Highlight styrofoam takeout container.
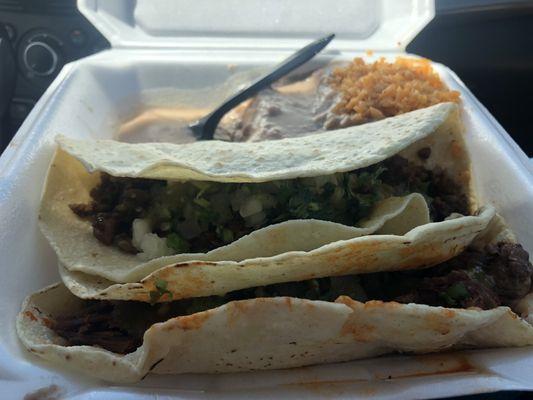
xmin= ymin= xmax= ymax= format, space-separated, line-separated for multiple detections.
xmin=0 ymin=0 xmax=532 ymax=398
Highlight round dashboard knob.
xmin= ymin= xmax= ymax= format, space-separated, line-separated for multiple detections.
xmin=23 ymin=41 xmax=59 ymax=76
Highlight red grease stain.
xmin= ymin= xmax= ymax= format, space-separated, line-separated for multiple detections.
xmin=172 ymin=261 xmax=218 ymax=268
xmin=177 ymin=312 xmax=211 ymax=330
xmin=24 ymin=311 xmax=37 ymax=321
xmin=284 ymin=297 xmax=293 ymax=311
xmin=284 ymin=355 xmax=478 ymax=394
xmin=41 ymin=317 xmax=54 ymax=328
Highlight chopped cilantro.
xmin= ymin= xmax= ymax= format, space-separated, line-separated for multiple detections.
xmin=216 ymin=226 xmax=235 ymax=243
xmin=137 ymin=158 xmax=436 ymax=255
xmin=439 ymin=282 xmax=469 ymax=306
xmin=308 ymin=202 xmax=320 ymax=212
xmin=194 ymin=197 xmax=210 ymax=208
xmin=149 ymin=278 xmax=173 ymax=304
xmin=166 ymin=233 xmax=190 ymax=253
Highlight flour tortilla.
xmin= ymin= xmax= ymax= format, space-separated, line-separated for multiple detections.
xmin=17 ymin=282 xmax=533 ymax=384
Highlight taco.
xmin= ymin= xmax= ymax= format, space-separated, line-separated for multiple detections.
xmin=17 ymin=216 xmax=533 ymax=383
xmin=40 ymin=102 xmax=488 ymax=301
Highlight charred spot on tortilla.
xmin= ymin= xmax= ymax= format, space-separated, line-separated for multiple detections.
xmin=47 ymin=241 xmax=531 ymax=355
xmin=69 ymin=154 xmax=468 ymax=256
xmin=149 ymin=358 xmax=165 ymax=371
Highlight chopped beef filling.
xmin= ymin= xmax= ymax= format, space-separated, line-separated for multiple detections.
xmin=70 ymin=175 xmax=158 ymax=253
xmin=70 ymin=154 xmax=468 ymax=255
xmin=362 ymin=242 xmax=532 ymax=309
xmin=380 ymin=155 xmax=468 ymax=221
xmin=52 ymin=301 xmax=142 ymax=354
xmin=51 ymin=242 xmax=531 ymax=355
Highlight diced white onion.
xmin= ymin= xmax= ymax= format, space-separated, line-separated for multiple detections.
xmin=331 ymin=187 xmax=345 ymax=205
xmin=245 ymin=211 xmax=266 ymax=227
xmin=132 ymin=218 xmax=174 ymax=259
xmin=231 ymin=187 xmax=251 ymax=211
xmin=132 ymin=218 xmax=151 ymax=249
xmin=240 ymin=197 xmax=263 ymax=218
xmin=138 ymin=233 xmax=173 ymax=260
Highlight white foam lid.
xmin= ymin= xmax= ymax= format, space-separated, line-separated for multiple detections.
xmin=78 ymin=0 xmax=435 ymax=51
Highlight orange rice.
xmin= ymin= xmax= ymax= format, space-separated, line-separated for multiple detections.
xmin=330 ymin=57 xmax=460 ymax=124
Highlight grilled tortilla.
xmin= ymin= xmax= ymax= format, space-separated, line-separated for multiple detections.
xmin=40 ymin=103 xmax=485 ymax=301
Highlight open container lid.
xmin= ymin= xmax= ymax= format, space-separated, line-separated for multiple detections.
xmin=78 ymin=0 xmax=434 ymax=51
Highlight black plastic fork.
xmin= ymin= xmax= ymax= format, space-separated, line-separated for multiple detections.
xmin=188 ymin=33 xmax=335 ymax=140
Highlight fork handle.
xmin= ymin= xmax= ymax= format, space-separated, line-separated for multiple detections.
xmin=198 ymin=33 xmax=335 ymax=139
